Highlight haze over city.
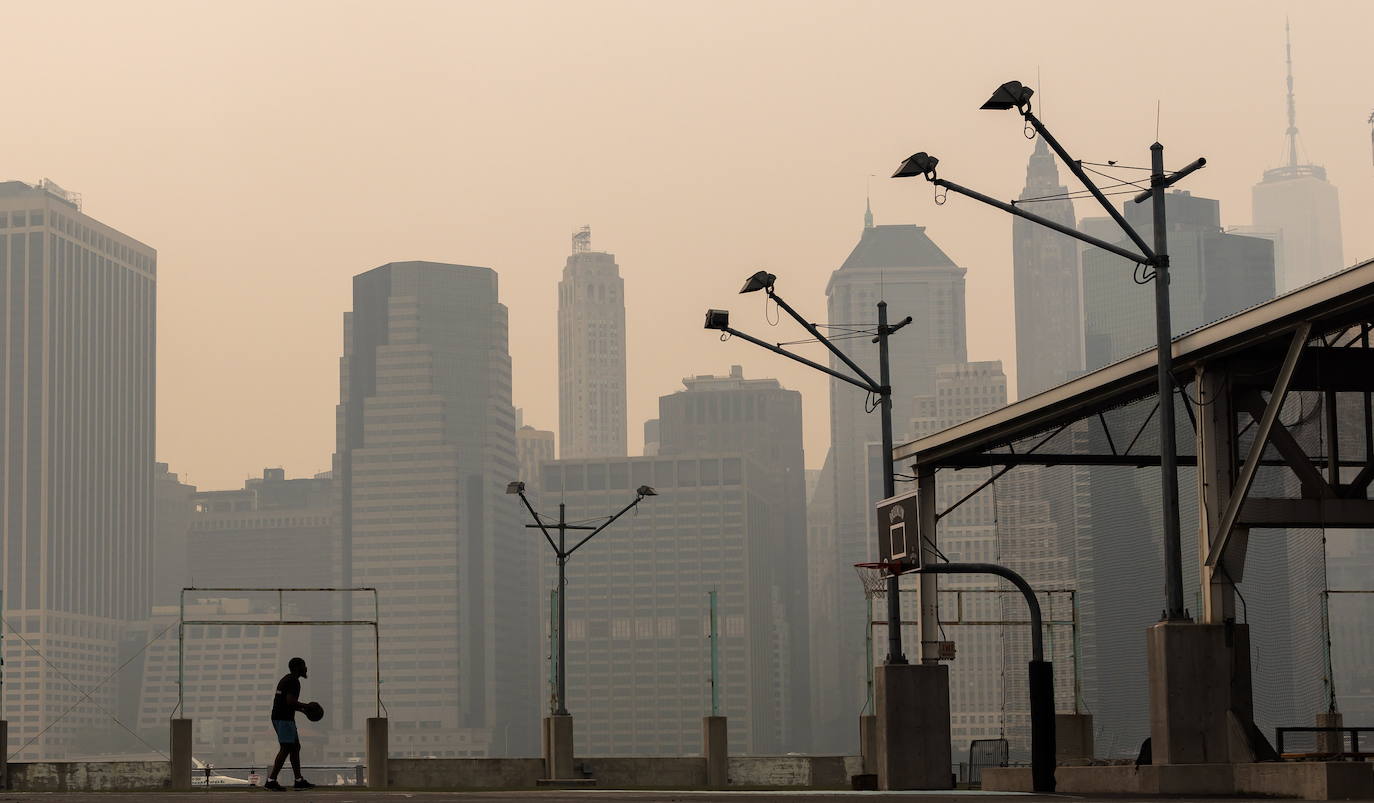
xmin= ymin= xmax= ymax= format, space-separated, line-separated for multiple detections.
xmin=4 ymin=0 xmax=1369 ymax=488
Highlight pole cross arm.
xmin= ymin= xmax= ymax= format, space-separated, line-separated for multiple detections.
xmin=566 ymin=494 xmax=650 ymax=557
xmin=767 ymin=289 xmax=882 ymax=390
xmin=718 ymin=324 xmax=878 ymax=394
xmin=933 ymin=178 xmax=1151 ymax=266
xmin=1132 ymin=157 xmax=1208 ymax=204
xmin=516 ymin=491 xmax=559 ymax=553
xmin=1206 ymin=322 xmax=1311 ymax=567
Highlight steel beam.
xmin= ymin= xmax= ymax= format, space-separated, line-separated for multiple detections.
xmin=1238 ymin=497 xmax=1374 ymax=527
xmin=1206 ymin=324 xmax=1310 ymax=568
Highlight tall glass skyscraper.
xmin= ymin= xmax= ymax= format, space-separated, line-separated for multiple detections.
xmin=335 ymin=261 xmax=536 ymax=755
xmin=0 ymin=179 xmax=156 ymax=758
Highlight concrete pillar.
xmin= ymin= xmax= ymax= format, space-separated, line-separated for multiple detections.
xmin=366 ymin=717 xmax=388 ymax=789
xmin=545 ymin=714 xmax=574 ymax=780
xmin=858 ymin=714 xmax=878 ymax=774
xmin=0 ymin=720 xmax=8 ymax=788
xmin=875 ymin=663 xmax=952 ymax=790
xmin=1317 ymin=710 xmax=1345 ymax=755
xmin=703 ymin=716 xmax=728 ymax=787
xmin=1055 ymin=713 xmax=1094 ymax=761
xmin=170 ymin=718 xmax=193 ymax=791
xmin=1147 ymin=622 xmax=1257 ymax=764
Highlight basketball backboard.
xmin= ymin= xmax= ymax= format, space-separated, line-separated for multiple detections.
xmin=875 ymin=489 xmax=922 ymax=567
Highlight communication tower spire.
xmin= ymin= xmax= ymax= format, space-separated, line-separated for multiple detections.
xmin=572 ymin=225 xmax=591 ymax=254
xmin=1284 ymin=20 xmax=1299 ymax=168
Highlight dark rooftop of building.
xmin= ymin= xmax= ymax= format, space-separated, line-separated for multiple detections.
xmin=839 ymin=224 xmax=956 ymax=270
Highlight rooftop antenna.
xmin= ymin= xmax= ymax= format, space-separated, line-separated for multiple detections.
xmin=1285 ymin=19 xmax=1300 ymax=167
xmin=572 ymin=225 xmax=591 ymax=254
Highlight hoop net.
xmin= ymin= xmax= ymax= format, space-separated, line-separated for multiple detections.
xmin=853 ymin=562 xmax=904 ymax=599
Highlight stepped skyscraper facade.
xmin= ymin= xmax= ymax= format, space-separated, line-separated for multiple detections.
xmin=0 ymin=180 xmax=156 ymax=758
xmin=558 ymin=227 xmax=627 ymax=459
xmin=812 ymin=210 xmax=967 ymax=752
xmin=1251 ymin=24 xmax=1344 ymax=291
xmin=1013 ymin=138 xmax=1081 ymax=399
xmin=335 ymin=261 xmax=536 ymax=754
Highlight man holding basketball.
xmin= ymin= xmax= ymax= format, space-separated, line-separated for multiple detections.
xmin=265 ymin=657 xmax=316 ymax=791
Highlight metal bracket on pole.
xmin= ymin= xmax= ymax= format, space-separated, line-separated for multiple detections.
xmin=1206 ymin=323 xmax=1312 ymax=567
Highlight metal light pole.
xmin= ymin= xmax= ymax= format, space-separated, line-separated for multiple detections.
xmin=508 ymin=483 xmax=656 ymax=716
xmin=705 ymin=271 xmax=912 ymax=661
xmin=892 ymin=80 xmax=1205 ymax=621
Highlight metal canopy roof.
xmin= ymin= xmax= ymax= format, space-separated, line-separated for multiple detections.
xmin=894 ymin=256 xmax=1374 ymax=469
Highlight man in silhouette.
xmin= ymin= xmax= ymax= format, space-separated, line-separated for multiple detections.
xmin=265 ymin=656 xmax=315 ymax=791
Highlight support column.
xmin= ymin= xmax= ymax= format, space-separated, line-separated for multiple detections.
xmin=1317 ymin=710 xmax=1345 ymax=755
xmin=170 ymin=718 xmax=192 ymax=791
xmin=545 ymin=714 xmax=574 ymax=780
xmin=703 ymin=716 xmax=728 ymax=787
xmin=1197 ymin=365 xmax=1244 ymax=624
xmin=875 ymin=663 xmax=951 ymax=789
xmin=1147 ymin=622 xmax=1256 ymax=764
xmin=366 ymin=717 xmax=388 ymax=789
xmin=0 ymin=720 xmax=7 ymax=789
xmin=858 ymin=713 xmax=878 ymax=774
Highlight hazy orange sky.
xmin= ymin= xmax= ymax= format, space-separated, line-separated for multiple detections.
xmin=7 ymin=0 xmax=1371 ymax=489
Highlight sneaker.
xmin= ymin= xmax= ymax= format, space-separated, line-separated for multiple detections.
xmin=264 ymin=779 xmax=286 ymax=791
xmin=293 ymin=778 xmax=316 ymax=789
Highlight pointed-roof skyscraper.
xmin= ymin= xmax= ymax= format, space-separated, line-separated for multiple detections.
xmin=1012 ymin=137 xmax=1081 ymax=399
xmin=1252 ymin=22 xmax=1344 ymax=291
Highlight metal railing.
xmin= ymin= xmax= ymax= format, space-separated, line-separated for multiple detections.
xmin=1275 ymin=727 xmax=1374 ymax=760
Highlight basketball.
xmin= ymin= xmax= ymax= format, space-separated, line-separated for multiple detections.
xmin=304 ymin=701 xmax=325 ymax=722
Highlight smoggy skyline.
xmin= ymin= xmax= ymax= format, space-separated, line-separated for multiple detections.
xmin=6 ymin=0 xmax=1370 ymax=488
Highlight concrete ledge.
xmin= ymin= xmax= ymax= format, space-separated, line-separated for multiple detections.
xmin=388 ymin=757 xmax=544 ymax=788
xmin=1236 ymin=761 xmax=1374 ymax=800
xmin=986 ymin=762 xmax=1374 ymax=800
xmin=8 ymin=761 xmax=171 ymax=792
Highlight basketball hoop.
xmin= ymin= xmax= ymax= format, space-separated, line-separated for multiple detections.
xmin=853 ymin=561 xmax=910 ymax=599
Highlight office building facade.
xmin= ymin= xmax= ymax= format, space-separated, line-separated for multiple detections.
xmin=335 ymin=261 xmax=535 ymax=754
xmin=558 ymin=227 xmax=627 ymax=459
xmin=814 ymin=215 xmax=967 ymax=751
xmin=1013 ymin=138 xmax=1082 ymax=399
xmin=0 ymin=180 xmax=156 ymax=758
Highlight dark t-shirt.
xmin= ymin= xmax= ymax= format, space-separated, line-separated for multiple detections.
xmin=271 ymin=674 xmax=300 ymax=721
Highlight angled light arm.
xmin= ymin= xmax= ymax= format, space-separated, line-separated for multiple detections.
xmin=933 ymin=178 xmax=1151 ymax=265
xmin=717 ymin=324 xmax=877 ymax=393
xmin=566 ymin=494 xmax=650 ymax=558
xmin=767 ymin=290 xmax=882 ymax=391
xmin=1132 ymin=157 xmax=1208 ymax=204
xmin=516 ymin=491 xmax=559 ymax=553
xmin=1021 ymin=110 xmax=1157 ymax=263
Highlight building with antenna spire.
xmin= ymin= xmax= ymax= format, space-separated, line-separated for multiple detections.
xmin=1251 ymin=22 xmax=1344 ymax=291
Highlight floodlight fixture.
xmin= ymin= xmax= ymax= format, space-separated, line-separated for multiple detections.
xmin=505 ymin=481 xmax=525 ymax=495
xmin=892 ymin=152 xmax=939 ymax=180
xmin=637 ymin=485 xmax=658 ymax=497
xmin=704 ymin=309 xmax=731 ymax=330
xmin=980 ymin=80 xmax=1033 ymax=111
xmin=739 ymin=270 xmax=776 ymax=294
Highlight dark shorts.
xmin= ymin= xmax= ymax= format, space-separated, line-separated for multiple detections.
xmin=271 ymin=719 xmax=299 ymax=744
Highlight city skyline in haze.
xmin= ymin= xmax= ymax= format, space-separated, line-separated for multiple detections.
xmin=4 ymin=1 xmax=1370 ymax=488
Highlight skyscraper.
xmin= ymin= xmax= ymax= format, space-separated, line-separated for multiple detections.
xmin=335 ymin=261 xmax=536 ymax=754
xmin=1251 ymin=24 xmax=1344 ymax=292
xmin=813 ymin=210 xmax=967 ymax=751
xmin=558 ymin=226 xmax=627 ymax=459
xmin=539 ymin=453 xmax=797 ymax=755
xmin=0 ymin=179 xmax=156 ymax=758
xmin=1013 ymin=138 xmax=1081 ymax=399
xmin=657 ymin=366 xmax=811 ymax=749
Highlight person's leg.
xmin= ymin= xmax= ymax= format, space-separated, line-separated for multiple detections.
xmin=289 ymin=742 xmax=303 ymax=779
xmin=270 ymin=744 xmax=289 ymax=780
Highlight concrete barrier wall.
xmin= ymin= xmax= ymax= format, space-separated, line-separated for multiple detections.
xmin=8 ymin=761 xmax=171 ymax=792
xmin=577 ymin=757 xmax=705 ymax=787
xmin=388 ymin=758 xmax=543 ymax=788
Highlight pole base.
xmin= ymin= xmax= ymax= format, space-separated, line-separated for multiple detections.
xmin=544 ymin=715 xmax=575 ymax=780
xmin=703 ymin=716 xmax=728 ymax=787
xmin=875 ymin=663 xmax=952 ymax=790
